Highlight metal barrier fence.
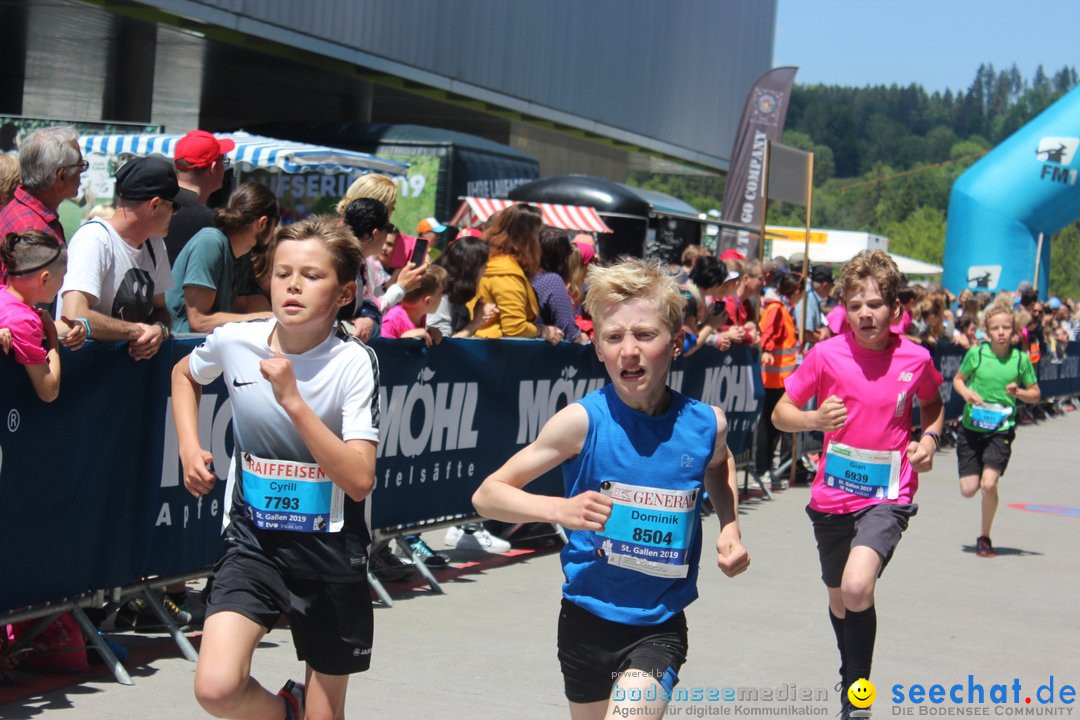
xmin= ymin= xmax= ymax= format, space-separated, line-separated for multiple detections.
xmin=0 ymin=338 xmax=765 ymax=615
xmin=2 ymin=336 xmax=1076 ymax=683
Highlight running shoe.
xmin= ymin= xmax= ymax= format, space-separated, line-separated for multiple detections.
xmin=369 ymin=544 xmax=414 ymax=582
xmin=445 ymin=525 xmax=511 ymax=554
xmin=113 ymin=595 xmax=193 ymax=631
xmin=166 ymin=591 xmax=206 ymax=625
xmin=837 ymin=683 xmax=853 ymax=720
xmin=278 ymin=679 xmax=305 ymax=720
xmin=975 ymin=535 xmax=996 ymax=558
xmin=401 ymin=534 xmax=449 ymax=567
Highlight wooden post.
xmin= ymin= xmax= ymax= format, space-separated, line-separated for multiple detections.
xmin=1033 ymin=232 xmax=1044 ymax=292
xmin=791 ymin=153 xmax=814 ymax=488
xmin=759 ymin=141 xmax=771 ymax=262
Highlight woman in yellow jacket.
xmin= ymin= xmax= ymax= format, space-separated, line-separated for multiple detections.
xmin=474 ymin=203 xmax=563 ymax=343
xmin=756 ymin=271 xmax=803 ymax=488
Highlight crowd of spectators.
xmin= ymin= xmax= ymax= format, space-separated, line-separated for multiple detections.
xmin=672 ymin=242 xmax=1080 ymax=488
xmin=2 ymin=125 xmax=1079 ymax=648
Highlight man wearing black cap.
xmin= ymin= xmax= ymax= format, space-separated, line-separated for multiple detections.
xmin=794 ymin=264 xmax=835 ymax=346
xmin=61 ymin=154 xmax=195 ymax=361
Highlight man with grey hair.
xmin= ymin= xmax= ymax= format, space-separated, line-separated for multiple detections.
xmin=0 ymin=125 xmax=86 ymax=243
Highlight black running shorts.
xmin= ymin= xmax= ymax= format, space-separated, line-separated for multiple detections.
xmin=956 ymin=427 xmax=1015 ymax=477
xmin=805 ymin=502 xmax=918 ymax=588
xmin=556 ymin=598 xmax=687 ymax=704
xmin=205 ymin=551 xmax=373 ymax=675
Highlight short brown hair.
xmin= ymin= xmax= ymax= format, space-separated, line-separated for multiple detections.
xmin=840 ymin=250 xmax=901 ymax=308
xmin=404 ymin=264 xmax=447 ymax=303
xmin=271 ymin=215 xmax=361 ymax=284
xmin=584 ymin=258 xmax=683 ymax=336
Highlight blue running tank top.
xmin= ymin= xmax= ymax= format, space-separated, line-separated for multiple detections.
xmin=561 ymin=384 xmax=718 ymax=625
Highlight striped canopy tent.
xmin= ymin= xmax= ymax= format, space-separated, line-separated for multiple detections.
xmin=80 ymin=130 xmax=408 ymax=176
xmin=450 ymin=196 xmax=613 ymax=233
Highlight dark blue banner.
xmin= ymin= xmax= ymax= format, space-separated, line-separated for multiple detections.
xmin=366 ymin=339 xmax=764 ymax=529
xmin=0 ymin=344 xmax=164 ymax=610
xmin=0 ymin=338 xmax=763 ymax=612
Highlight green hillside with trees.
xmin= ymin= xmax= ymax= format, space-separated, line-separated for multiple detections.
xmin=628 ymin=64 xmax=1080 ymax=297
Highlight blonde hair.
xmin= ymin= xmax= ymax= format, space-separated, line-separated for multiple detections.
xmin=336 ymin=174 xmax=398 ymax=215
xmin=0 ymin=152 xmax=19 ymax=206
xmin=984 ymin=302 xmax=1016 ymax=329
xmin=680 ymin=244 xmax=704 ymax=267
xmin=840 ymin=250 xmax=901 ymax=307
xmin=566 ymin=246 xmax=586 ymax=307
xmin=583 ymin=258 xmax=683 ymax=336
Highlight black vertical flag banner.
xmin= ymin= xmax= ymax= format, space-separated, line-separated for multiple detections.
xmin=718 ymin=66 xmax=798 ymax=259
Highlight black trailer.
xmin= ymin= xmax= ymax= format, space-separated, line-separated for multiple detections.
xmin=507 ymin=175 xmax=704 ymax=263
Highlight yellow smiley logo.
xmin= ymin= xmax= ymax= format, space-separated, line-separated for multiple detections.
xmin=848 ymin=678 xmax=876 ymax=709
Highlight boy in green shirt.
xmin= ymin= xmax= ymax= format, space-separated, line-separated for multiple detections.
xmin=952 ymin=302 xmax=1040 ymax=557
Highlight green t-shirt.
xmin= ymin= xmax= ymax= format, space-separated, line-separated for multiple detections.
xmin=166 ymin=227 xmax=240 ymax=333
xmin=959 ymin=344 xmax=1037 ymax=433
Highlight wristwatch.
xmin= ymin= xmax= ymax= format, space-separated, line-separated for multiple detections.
xmin=156 ymin=322 xmax=171 ymax=342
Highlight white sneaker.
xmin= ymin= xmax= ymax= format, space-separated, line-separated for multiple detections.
xmin=444 ymin=525 xmax=465 ymax=547
xmin=445 ymin=525 xmax=511 ymax=554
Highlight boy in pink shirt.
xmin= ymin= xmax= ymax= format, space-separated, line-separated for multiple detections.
xmin=772 ymin=251 xmax=944 ymax=720
xmin=380 ymin=264 xmax=447 ymax=346
xmin=826 ymin=302 xmax=911 ymax=337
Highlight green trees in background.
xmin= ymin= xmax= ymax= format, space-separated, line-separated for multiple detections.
xmin=627 ymin=64 xmax=1080 ymax=297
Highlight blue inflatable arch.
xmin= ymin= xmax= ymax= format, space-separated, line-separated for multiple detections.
xmin=943 ymin=86 xmax=1080 ymax=298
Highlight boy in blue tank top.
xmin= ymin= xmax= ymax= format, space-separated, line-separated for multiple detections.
xmin=474 ymin=258 xmax=750 ymax=720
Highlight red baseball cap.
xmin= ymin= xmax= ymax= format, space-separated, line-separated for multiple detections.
xmin=719 ymin=248 xmax=746 ymax=261
xmin=174 ymin=130 xmax=235 ymax=170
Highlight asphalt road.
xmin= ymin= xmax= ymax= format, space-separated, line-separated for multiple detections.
xmin=3 ymin=411 xmax=1078 ymax=719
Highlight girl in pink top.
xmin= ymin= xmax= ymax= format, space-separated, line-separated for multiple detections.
xmin=380 ymin=264 xmax=447 ymax=347
xmin=0 ymin=229 xmax=86 ymax=402
xmin=771 ymin=250 xmax=944 ymax=720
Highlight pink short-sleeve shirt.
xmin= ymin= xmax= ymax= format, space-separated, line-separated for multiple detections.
xmin=784 ymin=332 xmax=943 ymax=513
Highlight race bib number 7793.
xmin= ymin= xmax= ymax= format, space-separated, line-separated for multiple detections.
xmin=241 ymin=453 xmax=344 ymax=533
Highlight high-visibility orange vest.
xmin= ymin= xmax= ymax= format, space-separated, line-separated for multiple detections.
xmin=759 ymin=300 xmax=798 ymax=389
xmin=1028 ymin=338 xmax=1041 ymax=365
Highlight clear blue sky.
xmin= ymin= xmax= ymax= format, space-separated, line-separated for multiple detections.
xmin=774 ymin=0 xmax=1080 ymax=93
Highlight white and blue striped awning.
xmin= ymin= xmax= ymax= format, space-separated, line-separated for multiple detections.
xmin=80 ymin=130 xmax=408 ymax=176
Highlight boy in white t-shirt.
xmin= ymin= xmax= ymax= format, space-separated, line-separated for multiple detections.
xmin=173 ymin=216 xmax=380 ymax=720
xmin=772 ymin=250 xmax=945 ymax=720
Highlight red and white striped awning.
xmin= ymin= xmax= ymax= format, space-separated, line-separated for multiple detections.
xmin=450 ymin=197 xmax=613 ymax=234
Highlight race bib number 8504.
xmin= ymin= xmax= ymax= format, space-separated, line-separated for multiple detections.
xmin=593 ymin=481 xmax=698 ymax=579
